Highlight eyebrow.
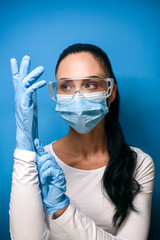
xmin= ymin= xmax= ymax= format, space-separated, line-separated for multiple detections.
xmin=59 ymin=75 xmax=100 ymax=80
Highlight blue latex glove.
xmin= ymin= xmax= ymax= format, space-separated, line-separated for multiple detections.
xmin=34 ymin=138 xmax=70 ymax=214
xmin=11 ymin=55 xmax=46 ymax=151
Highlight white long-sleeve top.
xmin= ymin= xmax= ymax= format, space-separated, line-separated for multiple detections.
xmin=9 ymin=143 xmax=155 ymax=240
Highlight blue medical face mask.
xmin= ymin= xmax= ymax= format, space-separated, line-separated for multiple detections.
xmin=55 ymin=92 xmax=109 ymax=134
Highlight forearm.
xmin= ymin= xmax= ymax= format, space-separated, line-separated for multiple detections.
xmin=49 ymin=203 xmax=119 ymax=240
xmin=9 ymin=149 xmax=50 ymax=240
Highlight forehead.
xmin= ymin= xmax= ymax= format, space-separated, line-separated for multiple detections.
xmin=56 ymin=52 xmax=107 ymax=79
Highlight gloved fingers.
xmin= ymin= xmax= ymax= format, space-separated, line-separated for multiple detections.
xmin=34 ymin=138 xmax=48 ymax=157
xmin=23 ymin=66 xmax=44 ymax=88
xmin=36 ymin=154 xmax=54 ymax=170
xmin=37 ymin=153 xmax=60 ymax=173
xmin=39 ymin=159 xmax=59 ymax=176
xmin=19 ymin=55 xmax=31 ymax=77
xmin=21 ymin=80 xmax=46 ymax=108
xmin=10 ymin=58 xmax=18 ymax=77
xmin=26 ymin=80 xmax=46 ymax=96
xmin=40 ymin=167 xmax=59 ymax=184
xmin=36 ymin=154 xmax=52 ymax=170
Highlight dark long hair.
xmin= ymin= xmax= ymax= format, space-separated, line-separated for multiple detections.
xmin=55 ymin=43 xmax=141 ymax=228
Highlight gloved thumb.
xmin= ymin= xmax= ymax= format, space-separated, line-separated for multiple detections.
xmin=34 ymin=138 xmax=46 ymax=156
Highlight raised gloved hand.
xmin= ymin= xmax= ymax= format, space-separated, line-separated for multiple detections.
xmin=11 ymin=55 xmax=46 ymax=151
xmin=34 ymin=138 xmax=70 ymax=214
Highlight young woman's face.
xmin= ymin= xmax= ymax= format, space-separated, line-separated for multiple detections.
xmin=56 ymin=52 xmax=117 ymax=103
xmin=56 ymin=52 xmax=108 ymax=80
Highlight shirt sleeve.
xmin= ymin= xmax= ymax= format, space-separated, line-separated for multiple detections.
xmin=9 ymin=149 xmax=50 ymax=240
xmin=49 ymin=153 xmax=155 ymax=240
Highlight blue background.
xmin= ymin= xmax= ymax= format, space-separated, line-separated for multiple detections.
xmin=0 ymin=0 xmax=159 ymax=239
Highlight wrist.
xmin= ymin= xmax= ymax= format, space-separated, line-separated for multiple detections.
xmin=52 ymin=205 xmax=69 ymax=219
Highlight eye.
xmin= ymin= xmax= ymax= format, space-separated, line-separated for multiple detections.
xmin=57 ymin=81 xmax=74 ymax=93
xmin=84 ymin=82 xmax=98 ymax=89
xmin=61 ymin=83 xmax=71 ymax=91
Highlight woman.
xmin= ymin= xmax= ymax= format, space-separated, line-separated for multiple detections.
xmin=9 ymin=43 xmax=155 ymax=240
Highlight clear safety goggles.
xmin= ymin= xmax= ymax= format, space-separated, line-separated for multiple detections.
xmin=48 ymin=77 xmax=114 ymax=102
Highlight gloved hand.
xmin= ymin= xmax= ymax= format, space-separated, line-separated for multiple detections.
xmin=11 ymin=55 xmax=46 ymax=151
xmin=34 ymin=138 xmax=70 ymax=214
